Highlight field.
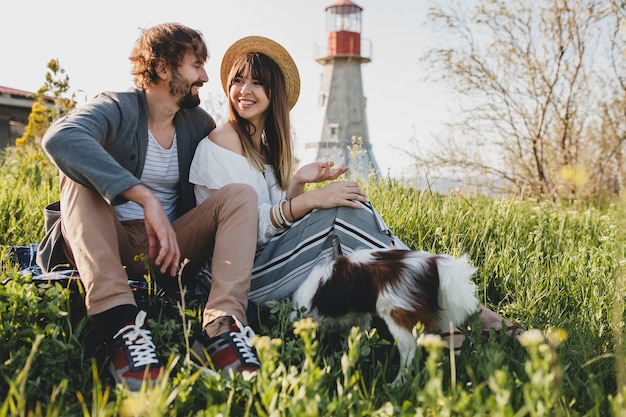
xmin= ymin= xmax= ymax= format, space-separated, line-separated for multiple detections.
xmin=1 ymin=147 xmax=625 ymax=416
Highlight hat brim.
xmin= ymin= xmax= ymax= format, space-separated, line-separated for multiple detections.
xmin=220 ymin=36 xmax=301 ymax=109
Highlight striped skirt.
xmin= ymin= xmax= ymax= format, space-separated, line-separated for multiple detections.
xmin=198 ymin=202 xmax=409 ymax=306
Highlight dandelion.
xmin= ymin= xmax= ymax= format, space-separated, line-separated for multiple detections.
xmin=517 ymin=329 xmax=545 ymax=347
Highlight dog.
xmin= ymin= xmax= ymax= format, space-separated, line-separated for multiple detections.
xmin=292 ymin=247 xmax=480 ymax=384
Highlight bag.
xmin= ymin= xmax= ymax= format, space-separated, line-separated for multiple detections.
xmin=36 ymin=201 xmax=70 ymax=273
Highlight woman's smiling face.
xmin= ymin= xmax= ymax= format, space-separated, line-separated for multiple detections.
xmin=229 ymin=73 xmax=270 ymax=126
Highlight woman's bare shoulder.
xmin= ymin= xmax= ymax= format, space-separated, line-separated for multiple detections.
xmin=208 ymin=124 xmax=243 ymax=155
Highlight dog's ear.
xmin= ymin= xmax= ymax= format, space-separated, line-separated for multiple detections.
xmin=332 ymin=236 xmax=343 ymax=258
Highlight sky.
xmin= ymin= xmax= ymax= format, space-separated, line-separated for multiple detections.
xmin=1 ymin=0 xmax=451 ymax=178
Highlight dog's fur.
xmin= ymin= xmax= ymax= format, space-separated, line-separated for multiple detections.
xmin=292 ymin=248 xmax=480 ymax=384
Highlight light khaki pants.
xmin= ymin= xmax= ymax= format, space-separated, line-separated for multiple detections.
xmin=58 ymin=173 xmax=258 ymax=326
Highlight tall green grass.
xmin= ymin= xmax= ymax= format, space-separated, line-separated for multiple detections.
xmin=1 ymin=148 xmax=624 ymax=416
xmin=0 ymin=147 xmax=58 ymax=247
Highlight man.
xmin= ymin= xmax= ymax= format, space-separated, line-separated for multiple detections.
xmin=36 ymin=23 xmax=260 ymax=391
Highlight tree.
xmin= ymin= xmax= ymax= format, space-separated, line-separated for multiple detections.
xmin=413 ymin=0 xmax=625 ymax=201
xmin=16 ymin=59 xmax=75 ymax=149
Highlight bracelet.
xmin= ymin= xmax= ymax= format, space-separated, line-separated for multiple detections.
xmin=278 ymin=199 xmax=293 ymax=227
xmin=288 ymin=197 xmax=295 ymax=222
xmin=271 ymin=202 xmax=284 ymax=228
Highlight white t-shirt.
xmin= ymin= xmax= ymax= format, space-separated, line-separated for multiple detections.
xmin=189 ymin=137 xmax=285 ymax=246
xmin=115 ymin=131 xmax=180 ymax=222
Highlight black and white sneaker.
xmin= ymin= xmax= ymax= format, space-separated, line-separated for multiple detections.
xmin=108 ymin=310 xmax=163 ymax=391
xmin=192 ymin=316 xmax=260 ymax=379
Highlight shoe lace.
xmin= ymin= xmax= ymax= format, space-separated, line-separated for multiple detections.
xmin=230 ymin=316 xmax=260 ymax=366
xmin=114 ymin=310 xmax=160 ymax=367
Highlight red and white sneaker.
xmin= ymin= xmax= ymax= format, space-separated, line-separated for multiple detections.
xmin=108 ymin=310 xmax=163 ymax=391
xmin=192 ymin=316 xmax=260 ymax=379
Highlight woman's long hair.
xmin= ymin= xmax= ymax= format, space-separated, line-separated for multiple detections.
xmin=226 ymin=52 xmax=293 ymax=190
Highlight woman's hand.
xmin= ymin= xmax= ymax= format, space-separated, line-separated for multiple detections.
xmin=311 ymin=180 xmax=368 ymax=209
xmin=293 ymin=161 xmax=348 ymax=185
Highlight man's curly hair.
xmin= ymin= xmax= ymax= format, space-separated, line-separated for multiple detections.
xmin=129 ymin=22 xmax=209 ymax=89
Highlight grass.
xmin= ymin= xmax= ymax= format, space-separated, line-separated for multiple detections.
xmin=0 ymin=146 xmax=625 ymax=416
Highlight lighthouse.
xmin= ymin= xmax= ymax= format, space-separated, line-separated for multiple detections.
xmin=301 ymin=0 xmax=381 ymax=179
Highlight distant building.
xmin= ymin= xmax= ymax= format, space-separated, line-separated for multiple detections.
xmin=0 ymin=85 xmax=53 ymax=148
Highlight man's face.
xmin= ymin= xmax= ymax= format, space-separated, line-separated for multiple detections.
xmin=171 ymin=52 xmax=208 ymax=109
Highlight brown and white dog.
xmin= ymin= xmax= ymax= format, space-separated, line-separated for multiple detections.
xmin=292 ymin=248 xmax=480 ymax=384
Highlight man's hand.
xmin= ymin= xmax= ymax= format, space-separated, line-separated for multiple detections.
xmin=143 ymin=199 xmax=180 ymax=276
xmin=123 ymin=184 xmax=180 ymax=277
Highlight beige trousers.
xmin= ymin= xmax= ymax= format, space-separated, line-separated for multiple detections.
xmin=58 ymin=173 xmax=258 ymax=326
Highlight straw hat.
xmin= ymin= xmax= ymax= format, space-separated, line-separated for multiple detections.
xmin=220 ymin=36 xmax=301 ymax=109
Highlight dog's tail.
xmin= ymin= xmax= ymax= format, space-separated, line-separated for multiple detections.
xmin=435 ymin=254 xmax=480 ymax=330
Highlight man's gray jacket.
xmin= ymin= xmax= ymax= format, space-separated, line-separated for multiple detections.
xmin=36 ymin=88 xmax=216 ymax=272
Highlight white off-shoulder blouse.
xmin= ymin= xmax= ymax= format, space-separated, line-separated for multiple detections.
xmin=189 ymin=137 xmax=286 ymax=246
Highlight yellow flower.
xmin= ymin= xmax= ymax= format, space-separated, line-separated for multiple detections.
xmin=559 ymin=165 xmax=588 ymax=188
xmin=517 ymin=329 xmax=545 ymax=347
xmin=293 ymin=317 xmax=318 ymax=336
xmin=417 ymin=333 xmax=447 ymax=349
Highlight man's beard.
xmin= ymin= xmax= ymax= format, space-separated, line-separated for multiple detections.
xmin=178 ymin=91 xmax=200 ymax=109
xmin=170 ymin=72 xmax=201 ymax=109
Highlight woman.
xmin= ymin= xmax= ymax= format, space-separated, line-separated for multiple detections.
xmin=189 ymin=36 xmax=517 ymax=350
